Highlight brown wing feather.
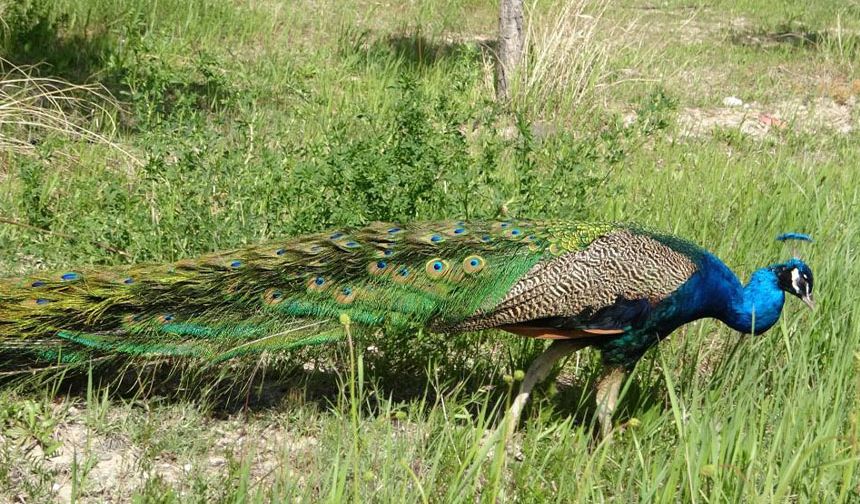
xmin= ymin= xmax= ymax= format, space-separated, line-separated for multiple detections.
xmin=448 ymin=230 xmax=697 ymax=334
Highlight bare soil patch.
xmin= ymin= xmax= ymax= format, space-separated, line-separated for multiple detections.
xmin=678 ymin=95 xmax=857 ymax=138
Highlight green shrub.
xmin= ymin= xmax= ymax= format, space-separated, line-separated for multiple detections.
xmin=0 ymin=0 xmax=60 ymax=54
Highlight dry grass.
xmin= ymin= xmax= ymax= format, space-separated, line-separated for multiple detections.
xmin=0 ymin=59 xmax=139 ymax=167
xmin=510 ymin=0 xmax=645 ymax=121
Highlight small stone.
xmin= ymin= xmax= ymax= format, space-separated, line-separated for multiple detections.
xmin=723 ymin=96 xmax=743 ymax=107
xmin=183 ymin=463 xmax=192 ymax=473
xmin=57 ymin=484 xmax=72 ymax=503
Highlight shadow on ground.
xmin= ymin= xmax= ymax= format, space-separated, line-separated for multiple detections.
xmin=730 ymin=23 xmax=860 ymax=56
xmin=6 ymin=344 xmax=666 ymax=436
xmin=339 ymin=27 xmax=495 ymax=70
xmin=1 ymin=12 xmax=118 ymax=85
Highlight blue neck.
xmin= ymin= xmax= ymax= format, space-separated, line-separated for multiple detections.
xmin=719 ymin=265 xmax=786 ymax=335
xmin=598 ymin=255 xmax=790 ymax=367
xmin=674 ymin=254 xmax=786 ymax=335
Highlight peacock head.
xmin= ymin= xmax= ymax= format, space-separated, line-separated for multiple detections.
xmin=773 ymin=232 xmax=814 ymax=309
xmin=773 ymin=258 xmax=814 ymax=309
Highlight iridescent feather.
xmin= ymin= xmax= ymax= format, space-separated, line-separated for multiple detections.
xmin=0 ymin=220 xmax=616 ymax=368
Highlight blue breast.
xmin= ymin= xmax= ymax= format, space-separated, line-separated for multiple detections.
xmin=598 ymin=253 xmax=782 ymax=366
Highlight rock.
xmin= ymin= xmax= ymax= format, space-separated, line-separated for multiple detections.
xmin=722 ymin=96 xmax=744 ymax=107
xmin=56 ymin=483 xmax=72 ymax=504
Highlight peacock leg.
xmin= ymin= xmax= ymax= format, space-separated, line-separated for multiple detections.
xmin=595 ymin=365 xmax=626 ymax=438
xmin=505 ymin=339 xmax=587 ymax=433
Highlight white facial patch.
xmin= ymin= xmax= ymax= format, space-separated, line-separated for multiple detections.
xmin=791 ymin=268 xmax=802 ymax=294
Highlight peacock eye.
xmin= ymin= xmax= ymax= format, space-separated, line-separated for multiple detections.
xmin=463 ymin=255 xmax=485 ymax=274
xmin=263 ymin=288 xmax=285 ymax=305
xmin=307 ymin=275 xmax=328 ymax=292
xmin=368 ymin=259 xmax=389 ymax=276
xmin=425 ymin=259 xmax=448 ymax=277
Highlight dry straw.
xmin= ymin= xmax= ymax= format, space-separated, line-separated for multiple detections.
xmin=511 ymin=0 xmax=646 ymax=121
xmin=0 ymin=58 xmax=140 ymax=167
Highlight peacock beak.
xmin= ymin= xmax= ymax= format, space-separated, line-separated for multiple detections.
xmin=801 ymin=293 xmax=815 ymax=310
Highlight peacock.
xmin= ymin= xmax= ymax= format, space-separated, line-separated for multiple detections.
xmin=0 ymin=220 xmax=814 ymax=436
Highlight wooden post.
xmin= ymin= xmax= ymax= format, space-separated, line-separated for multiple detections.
xmin=497 ymin=0 xmax=524 ymax=102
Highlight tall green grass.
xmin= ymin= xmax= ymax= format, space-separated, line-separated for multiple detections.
xmin=1 ymin=0 xmax=859 ymax=501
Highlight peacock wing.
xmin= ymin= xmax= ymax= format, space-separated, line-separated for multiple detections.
xmin=445 ymin=229 xmax=699 ymax=339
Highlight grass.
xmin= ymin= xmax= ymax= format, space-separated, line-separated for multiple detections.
xmin=1 ymin=0 xmax=860 ymax=501
xmin=512 ymin=0 xmax=621 ymax=120
xmin=0 ymin=58 xmax=135 ymax=161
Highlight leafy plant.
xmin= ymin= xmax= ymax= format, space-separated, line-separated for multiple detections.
xmin=0 ymin=397 xmax=62 ymax=456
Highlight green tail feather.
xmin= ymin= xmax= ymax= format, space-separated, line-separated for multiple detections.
xmin=0 ymin=219 xmax=619 ymax=369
